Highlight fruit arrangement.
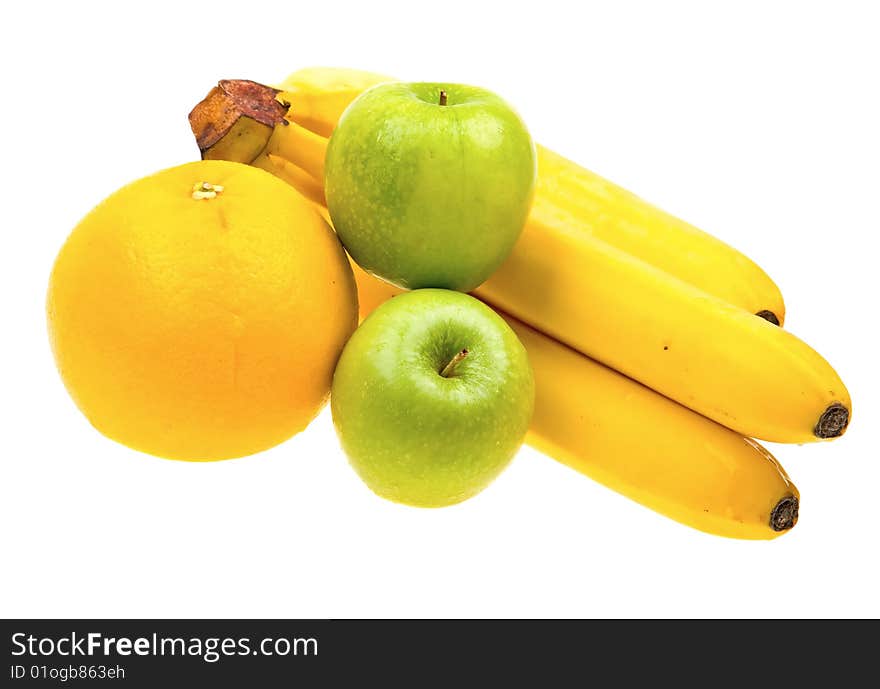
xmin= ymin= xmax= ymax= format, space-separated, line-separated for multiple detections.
xmin=46 ymin=65 xmax=850 ymax=541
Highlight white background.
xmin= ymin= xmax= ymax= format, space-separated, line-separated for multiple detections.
xmin=1 ymin=1 xmax=877 ymax=618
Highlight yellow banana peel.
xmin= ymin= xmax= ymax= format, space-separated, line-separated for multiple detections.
xmin=188 ymin=67 xmax=849 ymax=443
xmin=276 ymin=67 xmax=786 ymax=323
xmin=351 ymin=254 xmax=799 ymax=540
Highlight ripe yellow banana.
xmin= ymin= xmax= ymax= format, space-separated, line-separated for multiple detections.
xmin=188 ymin=69 xmax=850 ymax=442
xmin=351 ymin=257 xmax=799 ymax=540
xmin=276 ymin=67 xmax=785 ymax=324
xmin=479 ymin=216 xmax=850 ymax=443
xmin=191 ymin=68 xmax=785 ymax=322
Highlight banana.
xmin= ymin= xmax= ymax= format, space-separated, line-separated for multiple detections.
xmin=351 ymin=259 xmax=799 ymax=540
xmin=190 ymin=67 xmax=785 ymax=321
xmin=531 ymin=147 xmax=785 ymax=324
xmin=277 ymin=67 xmax=785 ymax=323
xmin=478 ymin=213 xmax=850 ymax=443
xmin=187 ymin=70 xmax=850 ymax=442
xmin=189 ymin=72 xmax=851 ymax=443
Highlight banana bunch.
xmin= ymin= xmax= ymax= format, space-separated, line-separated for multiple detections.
xmin=188 ymin=67 xmax=850 ymax=539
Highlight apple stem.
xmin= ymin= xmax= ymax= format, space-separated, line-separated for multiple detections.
xmin=440 ymin=348 xmax=468 ymax=377
xmin=439 ymin=89 xmax=448 ymax=106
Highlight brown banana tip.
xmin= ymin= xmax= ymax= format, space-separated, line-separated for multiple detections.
xmin=755 ymin=310 xmax=781 ymax=326
xmin=815 ymin=402 xmax=849 ymax=439
xmin=188 ymin=79 xmax=288 ymax=153
xmin=770 ymin=496 xmax=799 ymax=532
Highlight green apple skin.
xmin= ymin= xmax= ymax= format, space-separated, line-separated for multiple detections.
xmin=331 ymin=289 xmax=535 ymax=507
xmin=325 ymin=82 xmax=537 ymax=292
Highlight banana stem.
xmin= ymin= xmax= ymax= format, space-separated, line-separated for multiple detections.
xmin=440 ymin=348 xmax=468 ymax=377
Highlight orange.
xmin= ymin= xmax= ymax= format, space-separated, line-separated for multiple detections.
xmin=47 ymin=160 xmax=357 ymax=460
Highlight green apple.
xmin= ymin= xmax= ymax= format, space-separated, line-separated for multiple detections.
xmin=331 ymin=289 xmax=535 ymax=507
xmin=325 ymin=82 xmax=537 ymax=292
